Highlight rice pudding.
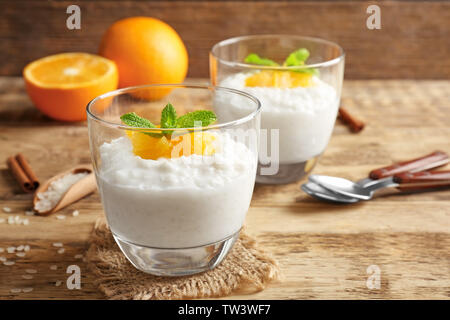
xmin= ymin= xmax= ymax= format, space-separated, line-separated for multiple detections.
xmin=218 ymin=72 xmax=339 ymax=164
xmin=97 ymin=133 xmax=256 ymax=248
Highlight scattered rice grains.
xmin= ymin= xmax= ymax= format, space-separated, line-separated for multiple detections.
xmin=25 ymin=269 xmax=37 ymax=274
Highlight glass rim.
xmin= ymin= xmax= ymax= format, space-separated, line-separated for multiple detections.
xmin=210 ymin=34 xmax=345 ymax=70
xmin=86 ymin=83 xmax=262 ymax=132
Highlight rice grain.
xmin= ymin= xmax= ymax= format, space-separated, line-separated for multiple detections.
xmin=25 ymin=269 xmax=37 ymax=274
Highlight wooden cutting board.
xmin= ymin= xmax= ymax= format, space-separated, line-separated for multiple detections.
xmin=0 ymin=77 xmax=449 ymax=299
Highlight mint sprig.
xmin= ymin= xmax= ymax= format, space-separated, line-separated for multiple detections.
xmin=120 ymin=112 xmax=157 ymax=128
xmin=244 ymin=53 xmax=279 ymax=67
xmin=120 ymin=112 xmax=163 ymax=138
xmin=176 ymin=110 xmax=217 ymax=128
xmin=120 ymin=104 xmax=217 ymax=139
xmin=283 ymin=48 xmax=309 ymax=67
xmin=160 ymin=103 xmax=177 ymax=135
xmin=244 ymin=48 xmax=318 ymax=75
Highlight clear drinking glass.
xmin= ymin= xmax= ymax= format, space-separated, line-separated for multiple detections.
xmin=87 ymin=84 xmax=261 ymax=276
xmin=210 ymin=35 xmax=345 ymax=184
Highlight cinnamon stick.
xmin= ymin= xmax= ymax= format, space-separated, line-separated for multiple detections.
xmin=338 ymin=107 xmax=365 ymax=133
xmin=6 ymin=153 xmax=40 ymax=193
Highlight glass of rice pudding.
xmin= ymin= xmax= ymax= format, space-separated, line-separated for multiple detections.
xmin=211 ymin=35 xmax=345 ymax=184
xmin=87 ymin=84 xmax=260 ymax=276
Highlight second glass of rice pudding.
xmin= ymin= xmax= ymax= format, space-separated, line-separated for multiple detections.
xmin=210 ymin=35 xmax=345 ymax=184
xmin=87 ymin=84 xmax=260 ymax=276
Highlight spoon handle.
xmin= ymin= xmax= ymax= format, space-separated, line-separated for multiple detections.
xmin=369 ymin=151 xmax=449 ymax=180
xmin=394 ymin=170 xmax=450 ymax=191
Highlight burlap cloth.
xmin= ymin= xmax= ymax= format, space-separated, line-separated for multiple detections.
xmin=86 ymin=219 xmax=280 ymax=300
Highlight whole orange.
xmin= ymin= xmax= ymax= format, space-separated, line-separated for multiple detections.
xmin=99 ymin=17 xmax=188 ymax=99
xmin=23 ymin=53 xmax=118 ymax=122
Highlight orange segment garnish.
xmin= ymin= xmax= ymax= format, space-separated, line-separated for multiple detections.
xmin=126 ymin=130 xmax=217 ymax=160
xmin=245 ymin=70 xmax=313 ymax=88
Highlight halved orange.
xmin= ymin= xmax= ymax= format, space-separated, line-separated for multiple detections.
xmin=23 ymin=53 xmax=118 ymax=121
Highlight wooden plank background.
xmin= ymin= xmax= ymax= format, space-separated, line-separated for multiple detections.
xmin=1 ymin=1 xmax=449 ymax=79
xmin=0 ymin=78 xmax=449 ymax=299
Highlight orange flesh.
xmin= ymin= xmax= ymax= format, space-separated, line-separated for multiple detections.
xmin=26 ymin=53 xmax=114 ymax=87
xmin=126 ymin=131 xmax=217 ymax=160
xmin=245 ymin=70 xmax=314 ymax=88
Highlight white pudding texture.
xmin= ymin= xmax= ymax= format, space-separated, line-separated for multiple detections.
xmin=218 ymin=73 xmax=339 ymax=164
xmin=97 ymin=135 xmax=256 ymax=248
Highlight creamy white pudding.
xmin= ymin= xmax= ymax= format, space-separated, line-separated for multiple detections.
xmin=97 ymin=134 xmax=256 ymax=248
xmin=218 ymin=72 xmax=338 ymax=164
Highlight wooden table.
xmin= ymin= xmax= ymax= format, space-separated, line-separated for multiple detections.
xmin=0 ymin=77 xmax=449 ymax=299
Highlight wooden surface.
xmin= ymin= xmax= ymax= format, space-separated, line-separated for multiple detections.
xmin=0 ymin=77 xmax=449 ymax=299
xmin=1 ymin=1 xmax=450 ymax=79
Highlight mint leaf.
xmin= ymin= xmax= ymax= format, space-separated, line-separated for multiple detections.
xmin=120 ymin=112 xmax=163 ymax=138
xmin=120 ymin=112 xmax=156 ymax=128
xmin=284 ymin=48 xmax=310 ymax=66
xmin=244 ymin=53 xmax=279 ymax=67
xmin=176 ymin=110 xmax=217 ymax=128
xmin=283 ymin=48 xmax=318 ymax=75
xmin=160 ymin=103 xmax=177 ymax=135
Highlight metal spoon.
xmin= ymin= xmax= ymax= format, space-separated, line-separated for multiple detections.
xmin=309 ymin=170 xmax=450 ymax=200
xmin=301 ymin=182 xmax=359 ymax=203
xmin=302 ymin=151 xmax=449 ymax=203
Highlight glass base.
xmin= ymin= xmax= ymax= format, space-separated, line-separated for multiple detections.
xmin=112 ymin=230 xmax=240 ymax=277
xmin=256 ymin=155 xmax=320 ymax=184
